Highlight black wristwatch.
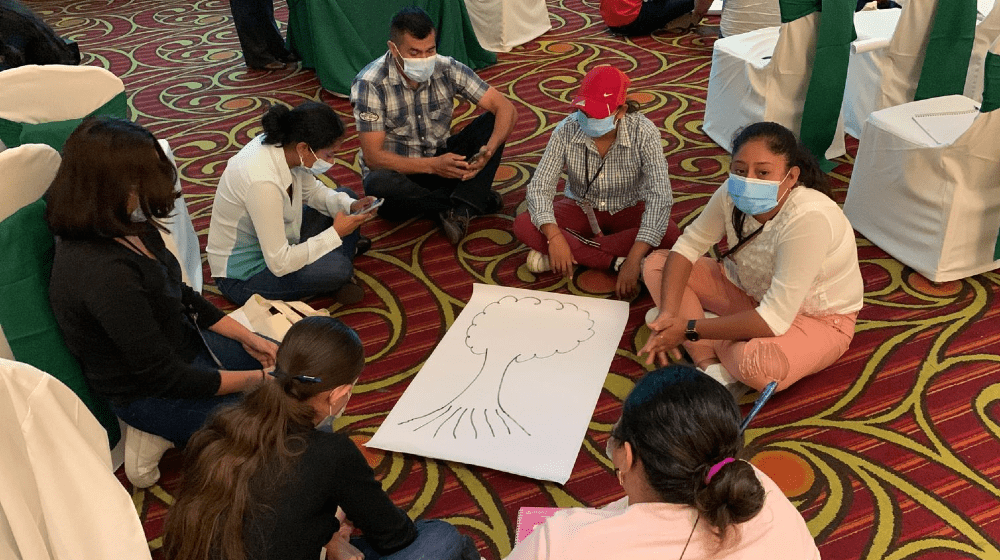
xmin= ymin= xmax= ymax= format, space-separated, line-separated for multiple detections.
xmin=684 ymin=319 xmax=700 ymax=342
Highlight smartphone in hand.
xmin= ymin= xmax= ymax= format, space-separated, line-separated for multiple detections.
xmin=466 ymin=146 xmax=488 ymax=165
xmin=349 ymin=198 xmax=384 ymax=216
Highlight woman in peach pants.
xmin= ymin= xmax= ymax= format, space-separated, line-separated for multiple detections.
xmin=640 ymin=122 xmax=863 ymax=392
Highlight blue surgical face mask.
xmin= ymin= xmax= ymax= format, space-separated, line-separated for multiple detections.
xmin=727 ymin=171 xmax=790 ymax=215
xmin=576 ymin=110 xmax=617 ymax=138
xmin=393 ymin=46 xmax=437 ymax=83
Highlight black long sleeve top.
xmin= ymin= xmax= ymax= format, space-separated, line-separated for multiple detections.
xmin=49 ymin=224 xmax=226 ymax=405
xmin=245 ymin=429 xmax=418 ymax=560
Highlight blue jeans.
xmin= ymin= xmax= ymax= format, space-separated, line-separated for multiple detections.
xmin=112 ymin=330 xmax=263 ymax=447
xmin=350 ymin=519 xmax=480 ymax=560
xmin=215 ymin=196 xmax=361 ymax=305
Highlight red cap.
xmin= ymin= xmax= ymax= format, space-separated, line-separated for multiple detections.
xmin=571 ymin=66 xmax=630 ymax=119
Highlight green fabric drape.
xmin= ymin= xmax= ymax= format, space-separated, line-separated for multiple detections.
xmin=286 ymin=0 xmax=496 ymax=96
xmin=0 ymin=90 xmax=127 ymax=151
xmin=0 ymin=200 xmax=121 ymax=446
xmin=981 ymin=51 xmax=1000 ymax=113
xmin=913 ymin=0 xmax=977 ymax=101
xmin=778 ymin=0 xmax=855 ymax=170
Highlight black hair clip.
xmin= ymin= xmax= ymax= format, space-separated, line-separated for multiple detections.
xmin=267 ymin=368 xmax=322 ymax=384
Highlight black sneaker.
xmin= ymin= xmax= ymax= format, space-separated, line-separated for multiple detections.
xmin=354 ymin=236 xmax=372 ymax=257
xmin=439 ymin=209 xmax=470 ymax=245
xmin=485 ymin=190 xmax=504 ymax=214
xmin=334 ymin=279 xmax=364 ymax=305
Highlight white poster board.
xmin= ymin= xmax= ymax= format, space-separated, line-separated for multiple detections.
xmin=367 ymin=284 xmax=629 ymax=483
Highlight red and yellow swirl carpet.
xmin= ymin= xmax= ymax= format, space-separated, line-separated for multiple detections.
xmin=27 ymin=0 xmax=1000 ymax=558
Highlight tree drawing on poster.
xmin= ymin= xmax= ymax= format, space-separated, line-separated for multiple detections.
xmin=398 ymin=295 xmax=595 ymax=439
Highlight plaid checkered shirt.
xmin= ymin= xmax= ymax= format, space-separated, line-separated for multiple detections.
xmin=526 ymin=112 xmax=675 ymax=246
xmin=350 ymin=52 xmax=490 ymax=175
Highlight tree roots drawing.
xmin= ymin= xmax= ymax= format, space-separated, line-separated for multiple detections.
xmin=398 ymin=295 xmax=595 ymax=439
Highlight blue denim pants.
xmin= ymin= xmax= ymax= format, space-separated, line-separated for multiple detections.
xmin=215 ymin=196 xmax=361 ymax=306
xmin=112 ymin=330 xmax=262 ymax=447
xmin=350 ymin=519 xmax=480 ymax=560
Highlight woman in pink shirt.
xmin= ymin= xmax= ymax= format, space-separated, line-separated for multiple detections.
xmin=505 ymin=365 xmax=820 ymax=560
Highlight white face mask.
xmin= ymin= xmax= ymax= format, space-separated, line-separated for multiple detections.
xmin=299 ymin=146 xmax=334 ymax=175
xmin=315 ymin=392 xmax=350 ymax=431
xmin=130 ymin=206 xmax=146 ymax=223
xmin=392 ymin=44 xmax=437 ymax=83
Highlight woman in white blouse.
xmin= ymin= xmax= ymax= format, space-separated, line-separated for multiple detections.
xmin=640 ymin=122 xmax=863 ymax=393
xmin=207 ymin=102 xmax=377 ymax=306
xmin=505 ymin=365 xmax=819 ymax=560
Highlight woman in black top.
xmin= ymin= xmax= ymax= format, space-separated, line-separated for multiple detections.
xmin=46 ymin=116 xmax=277 ymax=447
xmin=164 ymin=316 xmax=479 ymax=560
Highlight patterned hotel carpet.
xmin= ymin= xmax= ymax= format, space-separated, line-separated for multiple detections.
xmin=26 ymin=0 xmax=1000 ymax=558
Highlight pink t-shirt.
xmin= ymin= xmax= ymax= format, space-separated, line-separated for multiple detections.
xmin=505 ymin=466 xmax=820 ymax=560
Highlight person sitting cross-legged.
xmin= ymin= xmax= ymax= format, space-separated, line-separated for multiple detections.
xmin=350 ymin=6 xmax=518 ymax=246
xmin=513 ymin=65 xmax=680 ymax=299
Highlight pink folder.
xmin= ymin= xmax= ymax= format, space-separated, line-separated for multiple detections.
xmin=515 ymin=507 xmax=561 ymax=542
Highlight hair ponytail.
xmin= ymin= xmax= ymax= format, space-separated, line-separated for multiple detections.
xmin=164 ymin=317 xmax=365 ymax=560
xmin=261 ymin=103 xmax=293 ymax=146
xmin=693 ymin=458 xmax=766 ymax=540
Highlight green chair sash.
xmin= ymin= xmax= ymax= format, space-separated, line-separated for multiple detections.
xmin=913 ymin=0 xmax=977 ymax=101
xmin=0 ymin=200 xmax=120 ymax=446
xmin=0 ymin=90 xmax=127 ymax=151
xmin=981 ymin=51 xmax=1000 ymax=113
xmin=779 ymin=0 xmax=856 ymax=171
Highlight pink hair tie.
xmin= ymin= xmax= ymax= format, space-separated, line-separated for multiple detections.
xmin=705 ymin=458 xmax=736 ymax=483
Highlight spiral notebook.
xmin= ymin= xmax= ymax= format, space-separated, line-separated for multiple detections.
xmin=515 ymin=507 xmax=561 ymax=542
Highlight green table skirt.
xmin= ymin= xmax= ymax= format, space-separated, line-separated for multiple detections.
xmin=287 ymin=0 xmax=497 ymax=96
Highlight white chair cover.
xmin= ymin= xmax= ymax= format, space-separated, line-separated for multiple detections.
xmin=843 ymin=91 xmax=1000 ymax=281
xmin=463 ymin=0 xmax=551 ymax=52
xmin=0 ymin=143 xmax=60 ymax=223
xmin=965 ymin=1 xmax=1000 ymax=101
xmin=0 ymin=358 xmax=151 ymax=560
xmin=981 ymin=0 xmax=996 ymax=21
xmin=158 ymin=139 xmax=203 ymax=293
xmin=0 ymin=65 xmax=123 ymax=124
xmin=843 ymin=0 xmax=939 ymax=138
xmin=703 ymin=12 xmax=846 ymax=159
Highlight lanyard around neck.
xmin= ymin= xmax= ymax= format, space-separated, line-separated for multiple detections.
xmin=581 ymin=148 xmax=608 ymax=200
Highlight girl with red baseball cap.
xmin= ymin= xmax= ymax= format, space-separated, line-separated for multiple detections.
xmin=513 ymin=65 xmax=680 ymax=299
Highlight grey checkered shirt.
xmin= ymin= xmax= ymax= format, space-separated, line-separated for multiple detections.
xmin=350 ymin=53 xmax=490 ymax=175
xmin=526 ymin=112 xmax=675 ymax=246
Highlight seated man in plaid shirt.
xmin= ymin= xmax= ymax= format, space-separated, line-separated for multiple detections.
xmin=350 ymin=7 xmax=517 ymax=246
xmin=513 ymin=65 xmax=680 ymax=299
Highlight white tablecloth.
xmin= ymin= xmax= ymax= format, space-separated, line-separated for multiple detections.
xmin=463 ymin=0 xmax=551 ymax=52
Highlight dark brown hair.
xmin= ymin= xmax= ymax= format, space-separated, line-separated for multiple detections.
xmin=45 ymin=116 xmax=178 ymax=238
xmin=611 ymin=366 xmax=765 ymax=544
xmin=729 ymin=121 xmax=832 ymax=244
xmin=260 ymin=101 xmax=345 ymax=151
xmin=163 ymin=317 xmax=365 ymax=560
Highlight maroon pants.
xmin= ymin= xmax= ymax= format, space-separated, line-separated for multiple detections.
xmin=513 ymin=198 xmax=681 ymax=270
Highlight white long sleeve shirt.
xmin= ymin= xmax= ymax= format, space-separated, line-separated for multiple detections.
xmin=671 ymin=184 xmax=863 ymax=335
xmin=207 ymin=135 xmax=353 ymax=280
